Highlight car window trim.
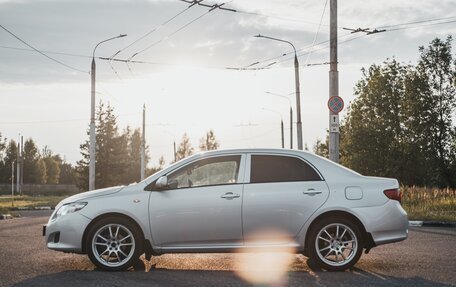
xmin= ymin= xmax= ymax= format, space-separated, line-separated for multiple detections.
xmin=148 ymin=153 xmax=246 ymax=191
xmin=246 ymin=152 xmax=325 ymax=184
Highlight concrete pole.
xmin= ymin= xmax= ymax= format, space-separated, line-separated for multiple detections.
xmin=294 ymin=55 xmax=303 ymax=150
xmin=290 ymin=107 xmax=293 ymax=149
xmin=16 ymin=141 xmax=20 ymax=195
xmin=329 ymin=0 xmax=340 ymax=162
xmin=141 ymin=104 xmax=146 ymax=180
xmin=20 ymin=136 xmax=23 ymax=196
xmin=11 ymin=161 xmax=14 ymax=207
xmin=281 ymin=119 xmax=285 ymax=148
xmin=89 ymin=34 xmax=126 ymax=191
xmin=89 ymin=58 xmax=96 ymax=191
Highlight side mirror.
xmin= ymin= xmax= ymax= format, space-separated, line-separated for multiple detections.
xmin=155 ymin=176 xmax=168 ymax=190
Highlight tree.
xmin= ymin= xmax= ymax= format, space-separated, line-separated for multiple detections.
xmin=23 ymin=139 xmax=46 ymax=184
xmin=341 ymin=59 xmax=406 ymax=178
xmin=199 ymin=130 xmax=220 ymax=151
xmin=146 ymin=156 xmax=166 ymax=177
xmin=175 ymin=133 xmax=194 ymax=161
xmin=41 ymin=146 xmax=61 ymax=184
xmin=76 ymin=103 xmax=151 ymax=189
xmin=59 ymin=161 xmax=77 ymax=184
xmin=313 ymin=138 xmax=328 ymax=158
xmin=340 ymin=36 xmax=456 ymax=187
xmin=76 ymin=103 xmax=129 ymax=189
xmin=415 ymin=36 xmax=456 ymax=187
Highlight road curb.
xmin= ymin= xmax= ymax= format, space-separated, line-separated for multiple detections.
xmin=0 ymin=214 xmax=13 ymax=220
xmin=409 ymin=221 xmax=456 ymax=227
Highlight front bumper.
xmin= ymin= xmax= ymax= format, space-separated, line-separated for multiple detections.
xmin=43 ymin=212 xmax=91 ymax=253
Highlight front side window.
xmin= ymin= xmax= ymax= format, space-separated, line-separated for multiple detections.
xmin=250 ymin=155 xmax=321 ymax=183
xmin=167 ymin=155 xmax=241 ymax=189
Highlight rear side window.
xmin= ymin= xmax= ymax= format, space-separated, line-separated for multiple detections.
xmin=250 ymin=155 xmax=322 ymax=183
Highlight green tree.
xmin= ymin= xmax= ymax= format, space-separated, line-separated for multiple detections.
xmin=199 ymin=130 xmax=220 ymax=151
xmin=23 ymin=139 xmax=46 ymax=184
xmin=415 ymin=36 xmax=455 ymax=187
xmin=341 ymin=36 xmax=455 ymax=187
xmin=59 ymin=161 xmax=77 ymax=184
xmin=76 ymin=103 xmax=129 ymax=189
xmin=341 ymin=59 xmax=406 ymax=178
xmin=76 ymin=103 xmax=150 ymax=189
xmin=41 ymin=146 xmax=61 ymax=184
xmin=175 ymin=133 xmax=194 ymax=161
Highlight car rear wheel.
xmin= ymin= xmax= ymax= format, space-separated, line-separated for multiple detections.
xmin=308 ymin=217 xmax=363 ymax=271
xmin=86 ymin=217 xmax=143 ymax=271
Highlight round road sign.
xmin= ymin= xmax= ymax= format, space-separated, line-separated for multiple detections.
xmin=328 ymin=96 xmax=344 ymax=114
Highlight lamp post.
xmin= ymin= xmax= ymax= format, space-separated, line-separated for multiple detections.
xmin=262 ymin=108 xmax=284 ymax=148
xmin=255 ymin=34 xmax=303 ymax=150
xmin=90 ymin=34 xmax=126 ymax=191
xmin=266 ymin=91 xmax=293 ymax=149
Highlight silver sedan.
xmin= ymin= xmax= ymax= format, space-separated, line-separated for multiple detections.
xmin=44 ymin=149 xmax=408 ymax=271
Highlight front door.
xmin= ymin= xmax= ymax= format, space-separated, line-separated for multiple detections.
xmin=149 ymin=154 xmax=245 ymax=247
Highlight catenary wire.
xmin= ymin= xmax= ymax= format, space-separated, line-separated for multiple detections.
xmin=0 ymin=23 xmax=88 ymax=74
xmin=304 ymin=0 xmax=328 ymax=66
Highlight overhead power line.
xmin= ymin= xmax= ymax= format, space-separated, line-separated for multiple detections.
xmin=0 ymin=23 xmax=88 ymax=74
xmin=111 ymin=5 xmax=194 ymax=59
xmin=124 ymin=1 xmax=236 ymax=62
xmin=304 ymin=0 xmax=328 ymax=66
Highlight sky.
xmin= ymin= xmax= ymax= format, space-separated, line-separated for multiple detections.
xmin=0 ymin=0 xmax=455 ymax=167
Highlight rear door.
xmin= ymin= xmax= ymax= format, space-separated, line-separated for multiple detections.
xmin=242 ymin=153 xmax=329 ymax=244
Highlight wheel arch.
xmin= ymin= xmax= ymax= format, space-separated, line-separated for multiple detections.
xmin=81 ymin=212 xmax=147 ymax=254
xmin=303 ymin=210 xmax=375 ymax=256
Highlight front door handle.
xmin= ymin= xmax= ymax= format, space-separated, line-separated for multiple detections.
xmin=303 ymin=189 xmax=322 ymax=196
xmin=221 ymin=192 xmax=240 ymax=199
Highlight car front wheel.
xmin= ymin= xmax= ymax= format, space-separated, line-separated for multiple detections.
xmin=308 ymin=217 xmax=363 ymax=271
xmin=86 ymin=217 xmax=143 ymax=271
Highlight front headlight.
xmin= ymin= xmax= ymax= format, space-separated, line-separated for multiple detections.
xmin=51 ymin=202 xmax=87 ymax=221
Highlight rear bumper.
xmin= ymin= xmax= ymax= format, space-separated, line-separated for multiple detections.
xmin=353 ymin=200 xmax=408 ymax=246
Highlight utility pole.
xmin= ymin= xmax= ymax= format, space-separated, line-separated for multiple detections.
xmin=262 ymin=108 xmax=284 ymax=148
xmin=20 ymin=136 xmax=23 ymax=195
xmin=173 ymin=141 xmax=177 ymax=162
xmin=329 ymin=0 xmax=340 ymax=162
xmin=11 ymin=161 xmax=14 ymax=207
xmin=265 ymin=91 xmax=293 ymax=149
xmin=141 ymin=104 xmax=146 ymax=180
xmin=280 ymin=119 xmax=285 ymax=148
xmin=255 ymin=35 xmax=303 ymax=150
xmin=90 ymin=34 xmax=127 ymax=191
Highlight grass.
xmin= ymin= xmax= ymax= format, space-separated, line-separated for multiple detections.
xmin=0 ymin=195 xmax=67 ymax=215
xmin=1 ymin=187 xmax=455 ymax=222
xmin=401 ymin=186 xmax=456 ymax=222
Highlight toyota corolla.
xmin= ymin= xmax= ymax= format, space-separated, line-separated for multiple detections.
xmin=43 ymin=149 xmax=408 ymax=271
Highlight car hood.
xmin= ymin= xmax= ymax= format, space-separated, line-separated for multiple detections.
xmin=58 ymin=186 xmax=124 ymax=207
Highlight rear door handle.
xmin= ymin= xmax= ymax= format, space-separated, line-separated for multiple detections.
xmin=221 ymin=192 xmax=240 ymax=199
xmin=303 ymin=189 xmax=322 ymax=195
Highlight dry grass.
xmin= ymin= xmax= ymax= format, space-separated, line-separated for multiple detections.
xmin=0 ymin=195 xmax=66 ymax=213
xmin=401 ymin=186 xmax=456 ymax=222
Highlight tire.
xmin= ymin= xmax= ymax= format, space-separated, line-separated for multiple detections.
xmin=86 ymin=216 xmax=144 ymax=271
xmin=308 ymin=217 xmax=363 ymax=271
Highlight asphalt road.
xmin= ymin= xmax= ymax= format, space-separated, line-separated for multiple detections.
xmin=0 ymin=212 xmax=455 ymax=287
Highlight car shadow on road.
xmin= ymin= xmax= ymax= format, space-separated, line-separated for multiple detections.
xmin=12 ymin=267 xmax=453 ymax=287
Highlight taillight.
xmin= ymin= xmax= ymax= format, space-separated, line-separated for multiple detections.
xmin=383 ymin=188 xmax=402 ymax=203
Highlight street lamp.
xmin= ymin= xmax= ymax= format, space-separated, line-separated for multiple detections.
xmin=90 ymin=34 xmax=126 ymax=191
xmin=262 ymin=108 xmax=284 ymax=148
xmin=255 ymin=34 xmax=303 ymax=150
xmin=266 ymin=91 xmax=293 ymax=149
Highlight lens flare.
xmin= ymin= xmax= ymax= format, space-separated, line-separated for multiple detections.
xmin=234 ymin=229 xmax=296 ymax=285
